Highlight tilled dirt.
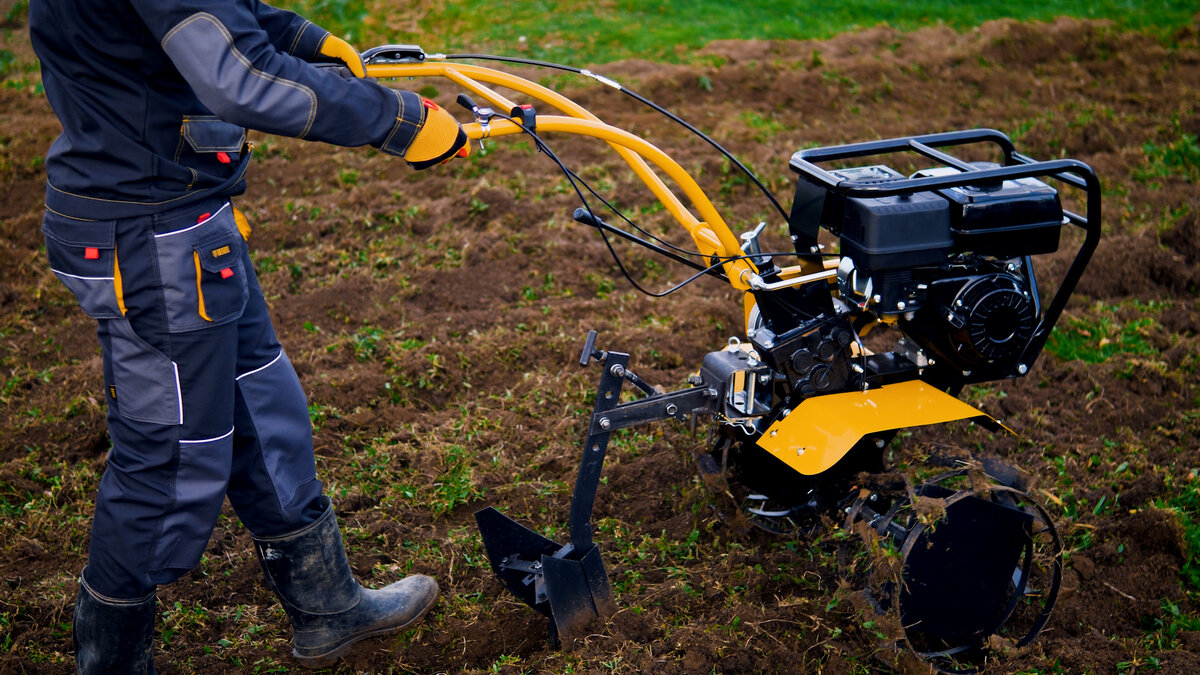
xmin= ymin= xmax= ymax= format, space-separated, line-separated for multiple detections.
xmin=3 ymin=15 xmax=1200 ymax=674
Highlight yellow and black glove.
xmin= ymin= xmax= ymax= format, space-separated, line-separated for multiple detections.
xmin=317 ymin=38 xmax=466 ymax=169
xmin=317 ymin=35 xmax=366 ymax=78
xmin=404 ymin=98 xmax=470 ymax=170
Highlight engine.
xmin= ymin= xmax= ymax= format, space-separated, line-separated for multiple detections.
xmin=788 ymin=160 xmax=1063 ymax=383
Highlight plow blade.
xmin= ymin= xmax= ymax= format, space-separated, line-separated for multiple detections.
xmin=475 ymin=507 xmax=616 ymax=643
xmin=544 ymin=546 xmax=617 ymax=638
xmin=474 ymin=333 xmax=634 ymax=645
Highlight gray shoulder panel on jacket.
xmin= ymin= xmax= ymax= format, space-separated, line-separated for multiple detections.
xmin=161 ymin=13 xmax=316 ymax=138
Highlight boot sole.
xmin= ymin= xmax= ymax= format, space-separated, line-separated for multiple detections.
xmin=292 ymin=588 xmax=439 ymax=669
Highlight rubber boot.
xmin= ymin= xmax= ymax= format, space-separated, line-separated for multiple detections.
xmin=73 ymin=572 xmax=156 ymax=674
xmin=253 ymin=504 xmax=438 ymax=668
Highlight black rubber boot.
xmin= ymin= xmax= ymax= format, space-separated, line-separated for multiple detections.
xmin=253 ymin=504 xmax=438 ymax=668
xmin=73 ymin=572 xmax=156 ymax=674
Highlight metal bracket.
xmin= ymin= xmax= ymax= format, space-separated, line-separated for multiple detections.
xmin=475 ymin=330 xmax=719 ymax=645
xmin=362 ymin=44 xmax=427 ymax=65
xmin=590 ymin=386 xmax=716 ymax=434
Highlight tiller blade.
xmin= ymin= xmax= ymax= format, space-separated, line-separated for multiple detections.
xmin=898 ymin=487 xmax=1033 ymax=647
xmin=849 ymin=475 xmax=1063 ymax=662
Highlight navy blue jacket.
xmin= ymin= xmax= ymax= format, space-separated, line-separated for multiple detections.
xmin=30 ymin=0 xmax=426 ymax=219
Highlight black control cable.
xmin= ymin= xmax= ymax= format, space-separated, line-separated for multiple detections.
xmin=444 ymin=53 xmax=791 ymax=226
xmin=456 ymin=97 xmax=803 ymax=298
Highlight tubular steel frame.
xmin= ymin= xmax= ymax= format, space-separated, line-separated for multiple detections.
xmin=367 ymin=60 xmax=759 ymax=289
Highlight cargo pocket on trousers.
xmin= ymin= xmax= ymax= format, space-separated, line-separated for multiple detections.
xmin=193 ymin=227 xmax=249 ymax=325
xmin=42 ymin=214 xmax=125 ymax=319
xmin=106 ymin=318 xmax=183 ymax=426
xmin=154 ymin=204 xmax=249 ymax=332
xmin=152 ymin=428 xmax=234 ymax=575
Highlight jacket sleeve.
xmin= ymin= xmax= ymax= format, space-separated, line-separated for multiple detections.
xmin=251 ymin=1 xmax=328 ymax=62
xmin=130 ymin=0 xmax=424 ymax=157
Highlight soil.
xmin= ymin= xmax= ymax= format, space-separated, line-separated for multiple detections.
xmin=3 ymin=15 xmax=1200 ymax=675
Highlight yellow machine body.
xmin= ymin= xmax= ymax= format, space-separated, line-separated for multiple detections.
xmin=757 ymin=380 xmax=1010 ymax=475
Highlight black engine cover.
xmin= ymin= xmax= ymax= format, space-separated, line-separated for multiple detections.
xmin=901 ymin=272 xmax=1037 ymax=375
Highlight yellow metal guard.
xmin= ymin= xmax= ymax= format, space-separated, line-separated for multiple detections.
xmin=757 ymin=380 xmax=1004 ymax=475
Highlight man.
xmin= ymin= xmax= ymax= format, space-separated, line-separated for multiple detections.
xmin=29 ymin=1 xmax=468 ymax=671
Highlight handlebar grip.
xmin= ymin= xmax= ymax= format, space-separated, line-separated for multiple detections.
xmin=572 ymin=207 xmax=603 ymax=228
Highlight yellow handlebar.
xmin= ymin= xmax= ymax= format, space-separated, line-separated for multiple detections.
xmin=367 ymin=61 xmax=758 ymax=289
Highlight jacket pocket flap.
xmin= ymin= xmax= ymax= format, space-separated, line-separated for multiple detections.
xmin=42 ymin=217 xmax=116 ymax=248
xmin=182 ymin=116 xmax=247 ymax=153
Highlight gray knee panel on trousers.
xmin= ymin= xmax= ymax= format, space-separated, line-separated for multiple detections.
xmin=66 ymin=198 xmax=324 ymax=597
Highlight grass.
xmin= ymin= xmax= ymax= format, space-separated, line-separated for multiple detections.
xmin=278 ymin=0 xmax=1200 ymax=65
xmin=1044 ymin=301 xmax=1162 ymax=364
xmin=1136 ymin=132 xmax=1200 ymax=187
xmin=1161 ymin=480 xmax=1200 ymax=593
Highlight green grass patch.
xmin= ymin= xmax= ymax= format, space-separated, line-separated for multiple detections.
xmin=1045 ymin=303 xmax=1161 ymax=364
xmin=1161 ymin=482 xmax=1200 ymax=592
xmin=1136 ymin=132 xmax=1200 ymax=186
xmin=740 ymin=111 xmax=786 ymax=142
xmin=0 ymin=51 xmax=16 ymax=78
xmin=280 ymin=0 xmax=371 ymax=42
xmin=279 ymin=0 xmax=1199 ymax=66
xmin=431 ymin=444 xmax=484 ymax=516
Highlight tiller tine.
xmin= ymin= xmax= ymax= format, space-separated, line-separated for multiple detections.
xmin=899 ymin=491 xmax=1032 ymax=647
xmin=886 ymin=481 xmax=1062 ymax=655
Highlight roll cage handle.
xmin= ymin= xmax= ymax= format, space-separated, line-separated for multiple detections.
xmin=792 ymin=128 xmax=1101 ymax=372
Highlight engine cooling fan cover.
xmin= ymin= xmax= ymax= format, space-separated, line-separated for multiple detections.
xmin=950 ymin=274 xmax=1036 ymax=366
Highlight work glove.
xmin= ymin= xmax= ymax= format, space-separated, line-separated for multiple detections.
xmin=405 ymin=98 xmax=470 ymax=170
xmin=317 ymin=34 xmax=366 ymax=78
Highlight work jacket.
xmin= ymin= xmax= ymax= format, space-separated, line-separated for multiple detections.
xmin=30 ymin=0 xmax=425 ymax=220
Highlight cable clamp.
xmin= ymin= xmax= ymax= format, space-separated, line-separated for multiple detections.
xmin=511 ymin=104 xmax=537 ymax=135
xmin=473 ymin=106 xmax=495 ymax=139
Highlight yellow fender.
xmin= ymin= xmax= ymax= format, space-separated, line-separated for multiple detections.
xmin=757 ymin=380 xmax=1013 ymax=476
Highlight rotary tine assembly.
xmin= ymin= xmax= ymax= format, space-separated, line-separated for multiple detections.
xmin=844 ymin=472 xmax=1063 ymax=668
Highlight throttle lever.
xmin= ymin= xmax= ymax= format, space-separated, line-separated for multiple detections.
xmin=455 ymin=93 xmax=477 ymax=113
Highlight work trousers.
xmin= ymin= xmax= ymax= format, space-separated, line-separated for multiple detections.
xmin=43 ymin=197 xmax=325 ymax=599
